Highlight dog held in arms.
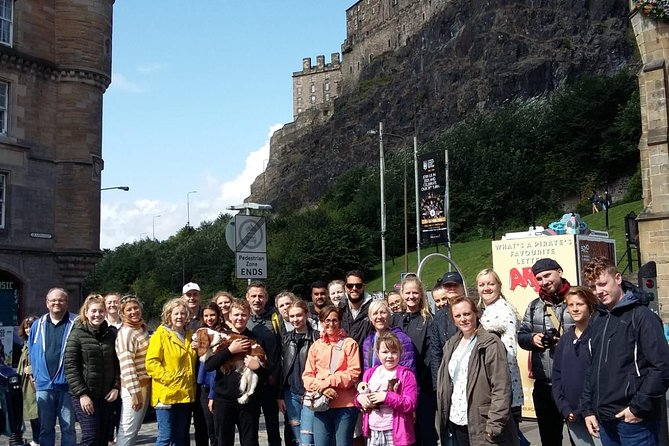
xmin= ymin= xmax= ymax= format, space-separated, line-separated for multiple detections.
xmin=193 ymin=327 xmax=267 ymax=404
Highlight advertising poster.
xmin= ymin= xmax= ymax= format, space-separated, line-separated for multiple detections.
xmin=492 ymin=235 xmax=578 ymax=419
xmin=418 ymin=151 xmax=447 ymax=245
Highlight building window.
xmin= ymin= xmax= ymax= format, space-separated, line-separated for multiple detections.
xmin=324 ymin=82 xmax=330 ymax=91
xmin=297 ymin=97 xmax=302 ymax=106
xmin=310 ymin=84 xmax=316 ymax=93
xmin=297 ymin=108 xmax=302 ymax=114
xmin=0 ymin=82 xmax=8 ymax=134
xmin=297 ymin=87 xmax=302 ymax=96
xmin=0 ymin=173 xmax=5 ymax=229
xmin=0 ymin=0 xmax=12 ymax=47
xmin=310 ymin=95 xmax=316 ymax=104
xmin=325 ymin=93 xmax=330 ymax=102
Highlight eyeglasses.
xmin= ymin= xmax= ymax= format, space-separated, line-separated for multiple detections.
xmin=345 ymin=283 xmax=364 ymax=290
xmin=323 ymin=319 xmax=339 ymax=325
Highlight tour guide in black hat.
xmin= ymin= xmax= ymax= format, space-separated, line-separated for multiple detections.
xmin=517 ymin=258 xmax=575 ymax=446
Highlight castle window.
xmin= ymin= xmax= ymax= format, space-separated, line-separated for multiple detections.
xmin=325 ymin=93 xmax=330 ymax=102
xmin=0 ymin=81 xmax=8 ymax=134
xmin=0 ymin=0 xmax=12 ymax=47
xmin=297 ymin=87 xmax=302 ymax=96
xmin=310 ymin=95 xmax=316 ymax=104
xmin=297 ymin=97 xmax=302 ymax=106
xmin=311 ymin=84 xmax=316 ymax=93
xmin=297 ymin=107 xmax=302 ymax=114
xmin=0 ymin=173 xmax=5 ymax=229
xmin=324 ymin=82 xmax=330 ymax=91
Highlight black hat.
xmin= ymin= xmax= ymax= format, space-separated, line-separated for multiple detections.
xmin=531 ymin=258 xmax=562 ymax=276
xmin=441 ymin=271 xmax=463 ymax=285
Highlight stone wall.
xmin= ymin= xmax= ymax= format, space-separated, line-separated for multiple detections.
xmin=0 ymin=0 xmax=113 ymax=316
xmin=630 ymin=5 xmax=669 ymax=320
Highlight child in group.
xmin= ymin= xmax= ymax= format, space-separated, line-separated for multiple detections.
xmin=355 ymin=331 xmax=417 ymax=446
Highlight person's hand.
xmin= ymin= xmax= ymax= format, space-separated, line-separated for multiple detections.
xmin=104 ymin=388 xmax=119 ymax=402
xmin=585 ymin=415 xmax=599 ymax=437
xmin=532 ymin=333 xmax=545 ymax=348
xmin=566 ymin=412 xmax=575 ymax=423
xmin=356 ymin=394 xmax=374 ymax=411
xmin=322 ymin=388 xmax=337 ymax=400
xmin=80 ymin=394 xmax=95 ymax=415
xmin=277 ymin=399 xmax=286 ymax=413
xmin=312 ymin=380 xmax=328 ymax=392
xmin=208 ymin=399 xmax=214 ymax=414
xmin=244 ymin=355 xmax=261 ymax=370
xmin=368 ymin=391 xmax=387 ymax=406
xmin=615 ymin=407 xmax=642 ymax=423
xmin=229 ymin=338 xmax=251 ymax=354
xmin=131 ymin=392 xmax=143 ymax=412
xmin=191 ymin=339 xmax=199 ymax=350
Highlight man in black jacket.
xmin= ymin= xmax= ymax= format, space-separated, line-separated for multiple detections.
xmin=246 ymin=281 xmax=283 ymax=446
xmin=582 ymin=257 xmax=669 ymax=446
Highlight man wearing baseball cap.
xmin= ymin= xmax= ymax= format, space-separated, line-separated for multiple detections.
xmin=430 ymin=271 xmax=463 ymax=389
xmin=518 ymin=258 xmax=574 ymax=446
xmin=181 ymin=282 xmax=207 ymax=446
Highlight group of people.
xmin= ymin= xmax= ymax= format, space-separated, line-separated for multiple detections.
xmin=15 ymin=255 xmax=669 ymax=446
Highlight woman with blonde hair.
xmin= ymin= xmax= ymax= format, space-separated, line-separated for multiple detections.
xmin=146 ymin=298 xmax=196 ymax=446
xmin=115 ymin=295 xmax=151 ymax=446
xmin=476 ymin=268 xmax=524 ymax=426
xmin=391 ymin=275 xmax=437 ymax=446
xmin=64 ymin=294 xmax=120 ymax=446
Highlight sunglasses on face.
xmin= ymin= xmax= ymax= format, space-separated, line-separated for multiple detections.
xmin=345 ymin=283 xmax=364 ymax=290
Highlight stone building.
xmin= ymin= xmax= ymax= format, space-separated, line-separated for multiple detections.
xmin=292 ymin=54 xmax=342 ymax=119
xmin=630 ymin=4 xmax=669 ymax=320
xmin=0 ymin=0 xmax=113 ymax=337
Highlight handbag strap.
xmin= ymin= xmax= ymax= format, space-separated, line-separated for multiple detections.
xmin=329 ymin=338 xmax=346 ymax=375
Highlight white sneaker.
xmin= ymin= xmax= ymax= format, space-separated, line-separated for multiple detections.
xmin=30 ymin=441 xmax=39 ymax=446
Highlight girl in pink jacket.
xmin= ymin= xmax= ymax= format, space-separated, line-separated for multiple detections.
xmin=355 ymin=331 xmax=418 ymax=446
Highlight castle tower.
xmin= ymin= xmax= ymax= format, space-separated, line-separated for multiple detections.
xmin=0 ymin=0 xmax=113 ymax=324
xmin=292 ymin=53 xmax=342 ymax=120
xmin=630 ymin=3 xmax=669 ymax=320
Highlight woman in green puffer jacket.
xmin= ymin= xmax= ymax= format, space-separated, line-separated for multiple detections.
xmin=64 ymin=294 xmax=120 ymax=446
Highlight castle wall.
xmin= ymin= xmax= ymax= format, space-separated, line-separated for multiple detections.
xmin=341 ymin=0 xmax=445 ymax=90
xmin=292 ymin=53 xmax=342 ymax=119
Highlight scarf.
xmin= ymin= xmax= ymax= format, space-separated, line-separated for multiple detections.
xmin=320 ymin=328 xmax=347 ymax=344
xmin=539 ymin=278 xmax=571 ymax=305
xmin=122 ymin=317 xmax=146 ymax=331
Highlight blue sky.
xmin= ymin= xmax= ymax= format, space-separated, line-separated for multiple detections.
xmin=101 ymin=1 xmax=350 ymax=248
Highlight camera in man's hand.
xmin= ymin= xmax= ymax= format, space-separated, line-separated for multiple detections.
xmin=541 ymin=328 xmax=560 ymax=349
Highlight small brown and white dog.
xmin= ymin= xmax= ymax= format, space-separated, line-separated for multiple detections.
xmin=193 ymin=327 xmax=267 ymax=404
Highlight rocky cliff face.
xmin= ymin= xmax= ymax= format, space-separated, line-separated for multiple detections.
xmin=249 ymin=0 xmax=634 ymax=211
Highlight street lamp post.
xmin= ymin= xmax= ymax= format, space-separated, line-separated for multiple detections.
xmin=100 ymin=186 xmax=129 ymax=191
xmin=187 ymin=190 xmax=197 ymax=228
xmin=152 ymin=215 xmax=161 ymax=240
xmin=378 ymin=122 xmax=387 ymax=295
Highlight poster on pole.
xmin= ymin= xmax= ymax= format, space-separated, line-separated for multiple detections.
xmin=418 ymin=151 xmax=447 ymax=245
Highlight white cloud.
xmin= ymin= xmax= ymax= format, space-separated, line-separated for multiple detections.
xmin=110 ymin=72 xmax=145 ymax=93
xmin=100 ymin=124 xmax=283 ymax=249
xmin=136 ymin=63 xmax=164 ymax=74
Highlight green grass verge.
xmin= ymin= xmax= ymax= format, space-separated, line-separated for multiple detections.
xmin=366 ymin=200 xmax=644 ymax=292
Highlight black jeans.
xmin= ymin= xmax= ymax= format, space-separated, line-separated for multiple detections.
xmin=191 ymin=384 xmax=209 ymax=446
xmin=199 ymin=385 xmax=216 ymax=446
xmin=415 ymin=387 xmax=439 ymax=446
xmin=259 ymin=384 xmax=282 ymax=446
xmin=533 ymin=381 xmax=568 ymax=446
xmin=214 ymin=396 xmax=261 ymax=446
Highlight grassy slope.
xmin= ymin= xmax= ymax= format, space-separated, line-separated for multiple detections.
xmin=366 ymin=200 xmax=644 ymax=292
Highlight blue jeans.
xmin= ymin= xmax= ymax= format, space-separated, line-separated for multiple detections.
xmin=313 ymin=407 xmax=357 ymax=446
xmin=599 ymin=419 xmax=660 ymax=446
xmin=155 ymin=403 xmax=190 ymax=446
xmin=283 ymin=389 xmax=314 ymax=446
xmin=36 ymin=389 xmax=76 ymax=446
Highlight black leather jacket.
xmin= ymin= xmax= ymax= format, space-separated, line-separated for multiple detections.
xmin=280 ymin=326 xmax=319 ymax=392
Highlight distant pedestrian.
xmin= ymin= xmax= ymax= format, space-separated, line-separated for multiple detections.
xmin=18 ymin=315 xmax=40 ymax=446
xmin=589 ymin=191 xmax=599 ymax=214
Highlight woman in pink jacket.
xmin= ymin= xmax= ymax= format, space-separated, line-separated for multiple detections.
xmin=302 ymin=304 xmax=361 ymax=446
xmin=355 ymin=331 xmax=417 ymax=446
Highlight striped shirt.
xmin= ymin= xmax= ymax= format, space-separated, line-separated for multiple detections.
xmin=115 ymin=325 xmax=150 ymax=396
